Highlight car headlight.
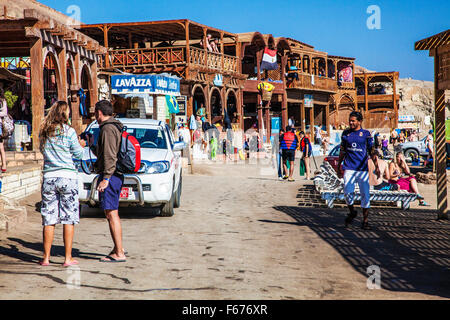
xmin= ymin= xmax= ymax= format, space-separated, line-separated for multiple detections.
xmin=139 ymin=160 xmax=170 ymax=174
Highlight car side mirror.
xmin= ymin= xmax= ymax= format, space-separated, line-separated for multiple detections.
xmin=173 ymin=141 xmax=186 ymax=152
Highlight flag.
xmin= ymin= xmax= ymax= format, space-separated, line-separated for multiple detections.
xmin=260 ymin=47 xmax=278 ymax=70
xmin=165 ymin=95 xmax=179 ymax=114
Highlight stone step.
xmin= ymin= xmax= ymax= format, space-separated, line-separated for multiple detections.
xmin=6 ymin=159 xmax=43 ymax=168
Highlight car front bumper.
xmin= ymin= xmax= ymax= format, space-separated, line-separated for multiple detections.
xmin=78 ymin=172 xmax=173 ymax=207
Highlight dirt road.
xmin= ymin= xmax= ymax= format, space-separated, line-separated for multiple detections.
xmin=0 ymin=160 xmax=449 ymax=299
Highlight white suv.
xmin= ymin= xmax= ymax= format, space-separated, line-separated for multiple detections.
xmin=76 ymin=118 xmax=185 ymax=216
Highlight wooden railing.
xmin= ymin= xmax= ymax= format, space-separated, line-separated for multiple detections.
xmin=337 ymin=81 xmax=355 ymax=90
xmin=100 ymin=47 xmax=185 ymax=69
xmin=98 ymin=46 xmax=240 ymax=74
xmin=189 ymin=47 xmax=239 ymax=73
xmin=287 ymin=72 xmax=338 ymax=92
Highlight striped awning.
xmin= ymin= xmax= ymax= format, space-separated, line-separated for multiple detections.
xmin=415 ymin=29 xmax=450 ymax=50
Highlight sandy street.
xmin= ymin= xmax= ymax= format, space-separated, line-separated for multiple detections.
xmin=0 ymin=159 xmax=449 ymax=300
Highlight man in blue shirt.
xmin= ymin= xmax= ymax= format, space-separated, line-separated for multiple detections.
xmin=338 ymin=111 xmax=374 ymax=230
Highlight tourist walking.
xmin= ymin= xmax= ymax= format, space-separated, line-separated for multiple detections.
xmin=39 ymin=101 xmax=85 ymax=266
xmin=0 ymin=89 xmax=8 ymax=172
xmin=89 ymin=100 xmax=127 ymax=262
xmin=280 ymin=126 xmax=298 ymax=181
xmin=299 ymin=131 xmax=312 ymax=180
xmin=338 ymin=111 xmax=373 ymax=230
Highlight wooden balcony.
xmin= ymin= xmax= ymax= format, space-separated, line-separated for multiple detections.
xmin=357 ymin=94 xmax=399 ymax=103
xmin=99 ymin=46 xmax=240 ymax=75
xmin=286 ymin=72 xmax=337 ymax=93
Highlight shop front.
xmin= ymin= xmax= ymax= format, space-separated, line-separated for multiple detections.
xmin=110 ymin=74 xmax=181 ymax=126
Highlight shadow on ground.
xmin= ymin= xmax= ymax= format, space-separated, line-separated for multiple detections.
xmin=269 ymin=185 xmax=450 ymax=298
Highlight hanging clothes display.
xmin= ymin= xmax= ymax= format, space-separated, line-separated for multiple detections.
xmin=78 ymin=88 xmax=88 ymax=118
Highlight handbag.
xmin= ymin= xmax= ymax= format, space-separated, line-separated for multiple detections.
xmin=1 ymin=115 xmax=15 ymax=139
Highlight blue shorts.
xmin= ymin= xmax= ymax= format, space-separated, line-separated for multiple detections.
xmin=97 ymin=174 xmax=124 ymax=211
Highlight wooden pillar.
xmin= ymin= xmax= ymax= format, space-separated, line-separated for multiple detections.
xmin=309 ymin=105 xmax=315 ymax=143
xmin=57 ymin=48 xmax=68 ymax=101
xmin=281 ymin=55 xmax=288 ymax=130
xmin=204 ymin=85 xmax=211 ymax=124
xmin=364 ymin=74 xmax=369 ymax=127
xmin=239 ymin=88 xmax=244 ymax=130
xmin=30 ymin=38 xmax=44 ymax=151
xmin=185 ymin=21 xmax=190 ymax=79
xmin=128 ymin=32 xmax=133 ymax=49
xmin=220 ymin=32 xmax=224 ymax=71
xmin=393 ymin=73 xmax=398 ymax=129
xmin=103 ymin=25 xmax=110 ymax=68
xmin=72 ymin=52 xmax=82 ymax=134
xmin=90 ymin=59 xmax=99 ymax=115
xmin=256 ymin=49 xmax=263 ymax=133
xmin=433 ymin=50 xmax=448 ymax=219
xmin=300 ymin=100 xmax=305 ymax=133
xmin=335 ymin=95 xmax=339 ymax=128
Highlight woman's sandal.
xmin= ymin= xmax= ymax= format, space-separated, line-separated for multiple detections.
xmin=419 ymin=201 xmax=430 ymax=207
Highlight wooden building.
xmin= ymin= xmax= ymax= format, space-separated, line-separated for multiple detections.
xmin=415 ymin=29 xmax=450 ymax=219
xmin=237 ymin=32 xmax=290 ymax=136
xmin=0 ymin=0 xmax=105 ymax=150
xmin=282 ymin=38 xmax=357 ymax=141
xmin=78 ymin=20 xmax=247 ymax=128
xmin=355 ymin=71 xmax=399 ymax=129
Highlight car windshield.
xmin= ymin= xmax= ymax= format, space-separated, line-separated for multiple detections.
xmin=329 ymin=146 xmax=340 ymax=157
xmin=87 ymin=126 xmax=167 ymax=149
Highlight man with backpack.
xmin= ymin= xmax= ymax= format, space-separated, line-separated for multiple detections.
xmin=280 ymin=126 xmax=298 ymax=181
xmin=89 ymin=100 xmax=127 ymax=263
xmin=299 ymin=131 xmax=312 ymax=180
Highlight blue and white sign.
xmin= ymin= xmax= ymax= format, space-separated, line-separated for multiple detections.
xmin=153 ymin=75 xmax=180 ymax=96
xmin=111 ymin=74 xmax=180 ymax=96
xmin=213 ymin=74 xmax=223 ymax=86
xmin=398 ymin=115 xmax=415 ymax=122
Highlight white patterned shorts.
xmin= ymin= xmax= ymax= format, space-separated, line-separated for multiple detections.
xmin=41 ymin=177 xmax=79 ymax=226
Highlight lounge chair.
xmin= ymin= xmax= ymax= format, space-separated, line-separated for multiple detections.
xmin=313 ymin=162 xmax=418 ymax=210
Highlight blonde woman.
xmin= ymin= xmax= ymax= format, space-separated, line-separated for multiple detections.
xmin=389 ymin=152 xmax=429 ymax=206
xmin=39 ymin=101 xmax=86 ymax=266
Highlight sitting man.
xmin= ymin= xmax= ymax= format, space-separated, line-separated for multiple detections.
xmin=368 ymin=149 xmax=398 ymax=191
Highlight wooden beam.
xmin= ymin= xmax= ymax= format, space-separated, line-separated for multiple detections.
xmin=24 ymin=26 xmax=41 ymax=39
xmin=30 ymin=38 xmax=44 ymax=151
xmin=433 ymin=50 xmax=448 ymax=219
xmin=185 ymin=21 xmax=190 ymax=79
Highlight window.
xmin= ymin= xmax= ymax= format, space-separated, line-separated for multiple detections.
xmin=165 ymin=125 xmax=175 ymax=148
xmin=88 ymin=126 xmax=168 ymax=149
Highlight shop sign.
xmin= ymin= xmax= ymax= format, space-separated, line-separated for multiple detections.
xmin=398 ymin=115 xmax=415 ymax=122
xmin=304 ymin=94 xmax=313 ymax=108
xmin=111 ymin=74 xmax=180 ymax=96
xmin=213 ymin=74 xmax=223 ymax=86
xmin=176 ymin=96 xmax=187 ymax=115
xmin=153 ymin=75 xmax=180 ymax=95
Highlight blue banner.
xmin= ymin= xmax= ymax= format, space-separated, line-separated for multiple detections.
xmin=111 ymin=74 xmax=180 ymax=95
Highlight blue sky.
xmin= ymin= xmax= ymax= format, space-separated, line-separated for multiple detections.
xmin=41 ymin=0 xmax=449 ymax=81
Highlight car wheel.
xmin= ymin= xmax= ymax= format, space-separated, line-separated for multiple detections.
xmin=79 ymin=204 xmax=83 ymax=217
xmin=174 ymin=175 xmax=182 ymax=208
xmin=160 ymin=187 xmax=175 ymax=217
xmin=404 ymin=148 xmax=419 ymax=160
